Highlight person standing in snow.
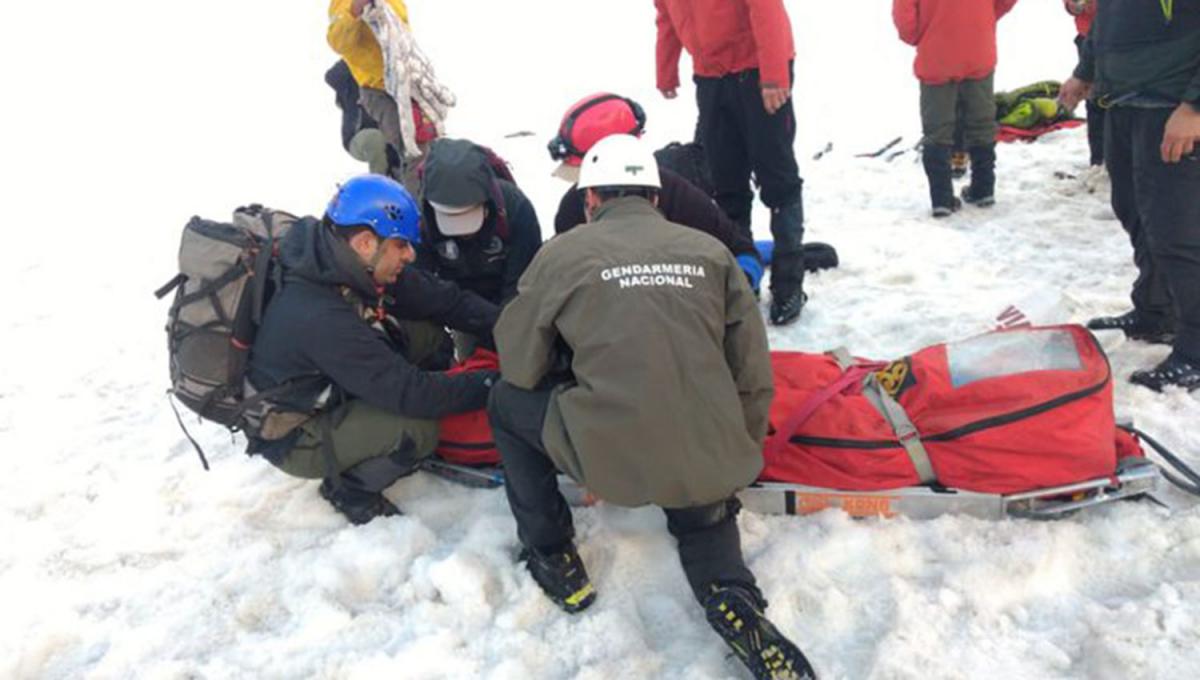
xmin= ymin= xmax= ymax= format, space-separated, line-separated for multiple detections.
xmin=1063 ymin=0 xmax=1106 ymax=169
xmin=1061 ymin=0 xmax=1200 ymax=391
xmin=893 ymin=0 xmax=1018 ymax=217
xmin=246 ymin=175 xmax=498 ymax=524
xmin=327 ymin=0 xmax=450 ymax=194
xmin=548 ymin=92 xmax=766 ymax=294
xmin=654 ymin=0 xmax=808 ymax=326
xmin=487 ymin=135 xmax=817 ymax=680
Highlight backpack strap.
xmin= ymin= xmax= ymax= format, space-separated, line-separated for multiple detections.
xmin=173 ymin=263 xmax=250 ymax=313
xmin=250 ymin=211 xmax=277 ymax=326
xmin=154 ymin=274 xmax=188 ymax=300
xmin=167 ymin=391 xmax=210 ymax=470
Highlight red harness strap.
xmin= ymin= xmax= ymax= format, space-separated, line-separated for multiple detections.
xmin=765 ymin=360 xmax=887 ymax=459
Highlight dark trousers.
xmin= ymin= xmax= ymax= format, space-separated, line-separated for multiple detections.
xmin=487 ymin=380 xmax=757 ymax=603
xmin=1075 ymin=35 xmax=1106 ymax=166
xmin=1106 ymin=106 xmax=1200 ymax=360
xmin=695 ymin=67 xmax=805 ymax=288
xmin=271 ymin=321 xmax=447 ymax=491
xmin=1086 ymin=99 xmax=1107 ymax=167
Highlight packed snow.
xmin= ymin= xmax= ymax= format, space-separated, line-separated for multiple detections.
xmin=2 ymin=1 xmax=1198 ymax=678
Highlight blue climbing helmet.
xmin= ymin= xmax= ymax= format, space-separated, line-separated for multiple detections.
xmin=325 ymin=174 xmax=421 ymax=244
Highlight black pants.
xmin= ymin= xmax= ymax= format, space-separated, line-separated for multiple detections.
xmin=487 ymin=380 xmax=757 ymax=603
xmin=1075 ymin=35 xmax=1106 ymax=166
xmin=1106 ymin=106 xmax=1200 ymax=360
xmin=695 ymin=67 xmax=804 ymax=281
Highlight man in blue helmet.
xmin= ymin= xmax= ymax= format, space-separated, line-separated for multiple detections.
xmin=246 ymin=175 xmax=499 ymax=524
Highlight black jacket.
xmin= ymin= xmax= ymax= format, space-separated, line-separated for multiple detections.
xmin=553 ymin=168 xmax=760 ymax=262
xmin=419 ymin=141 xmax=542 ymax=305
xmin=247 ymin=217 xmax=496 ymax=432
xmin=1075 ymin=1 xmax=1200 ymax=104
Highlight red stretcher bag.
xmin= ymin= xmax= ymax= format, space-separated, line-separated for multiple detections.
xmin=762 ymin=325 xmax=1125 ymax=494
xmin=437 ymin=349 xmax=501 ymax=465
xmin=438 ymin=327 xmax=1138 ymax=497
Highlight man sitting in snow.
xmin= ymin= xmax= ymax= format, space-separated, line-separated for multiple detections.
xmin=1062 ymin=0 xmax=1200 ymax=391
xmin=487 ymin=135 xmax=817 ymax=680
xmin=246 ymin=175 xmax=498 ymax=524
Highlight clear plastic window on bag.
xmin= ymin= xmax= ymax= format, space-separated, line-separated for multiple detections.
xmin=947 ymin=329 xmax=1083 ymax=388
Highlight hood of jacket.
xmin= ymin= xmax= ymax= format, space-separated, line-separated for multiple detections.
xmin=279 ymin=216 xmax=379 ymax=300
xmin=423 ymin=138 xmax=498 ymax=204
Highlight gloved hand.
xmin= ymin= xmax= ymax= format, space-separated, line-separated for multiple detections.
xmin=736 ymin=254 xmax=764 ymax=294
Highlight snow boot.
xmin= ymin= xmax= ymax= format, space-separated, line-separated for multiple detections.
xmin=769 ymin=291 xmax=808 ymax=326
xmin=951 ymin=150 xmax=970 ymax=179
xmin=520 ymin=542 xmax=596 ymax=614
xmin=931 ymin=197 xmax=963 ymax=218
xmin=1130 ymin=354 xmax=1200 ymax=392
xmin=318 ymin=479 xmax=401 ymax=525
xmin=705 ymin=584 xmax=818 ymax=680
xmin=922 ymin=145 xmax=959 ymax=218
xmin=962 ymin=145 xmax=996 ymax=207
xmin=1086 ymin=310 xmax=1175 ymax=345
xmin=767 ymin=199 xmax=807 ymax=326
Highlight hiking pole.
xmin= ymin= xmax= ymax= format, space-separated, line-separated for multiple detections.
xmin=855 ymin=136 xmax=902 ymax=159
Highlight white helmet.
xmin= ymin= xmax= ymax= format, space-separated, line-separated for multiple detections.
xmin=576 ymin=134 xmax=661 ymax=191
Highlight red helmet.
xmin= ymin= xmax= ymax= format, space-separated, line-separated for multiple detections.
xmin=547 ymin=93 xmax=647 ymax=167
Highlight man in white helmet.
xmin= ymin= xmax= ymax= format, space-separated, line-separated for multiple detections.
xmin=488 ymin=135 xmax=817 ymax=679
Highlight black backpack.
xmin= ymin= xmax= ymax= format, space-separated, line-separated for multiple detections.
xmin=655 ymin=140 xmax=715 ymax=198
xmin=155 ymin=205 xmax=300 ymax=468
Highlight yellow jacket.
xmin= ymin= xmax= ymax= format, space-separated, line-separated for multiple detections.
xmin=327 ymin=0 xmax=409 ymax=90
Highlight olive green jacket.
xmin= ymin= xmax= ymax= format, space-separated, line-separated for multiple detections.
xmin=495 ymin=197 xmax=772 ymax=508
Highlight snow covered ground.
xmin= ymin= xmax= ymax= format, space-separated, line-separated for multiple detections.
xmin=3 ymin=1 xmax=1198 ymax=678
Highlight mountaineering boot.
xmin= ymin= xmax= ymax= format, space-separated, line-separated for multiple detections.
xmin=922 ymin=144 xmax=960 ymax=218
xmin=1086 ymin=310 xmax=1175 ymax=345
xmin=520 ymin=542 xmax=596 ymax=614
xmin=1130 ymin=354 xmax=1200 ymax=392
xmin=950 ymin=150 xmax=970 ymax=179
xmin=318 ymin=479 xmax=401 ymax=525
xmin=961 ymin=145 xmax=997 ymax=207
xmin=768 ymin=200 xmax=806 ymax=326
xmin=931 ymin=197 xmax=962 ymax=219
xmin=705 ymin=584 xmax=817 ymax=680
xmin=770 ymin=291 xmax=808 ymax=326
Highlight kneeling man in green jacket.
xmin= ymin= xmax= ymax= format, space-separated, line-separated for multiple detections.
xmin=488 ymin=135 xmax=817 ymax=680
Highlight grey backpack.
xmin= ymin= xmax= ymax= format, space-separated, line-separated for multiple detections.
xmin=155 ymin=205 xmax=300 ymax=468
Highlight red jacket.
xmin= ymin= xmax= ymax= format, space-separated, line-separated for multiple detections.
xmin=655 ymin=0 xmax=796 ymax=91
xmin=892 ymin=0 xmax=1018 ymax=85
xmin=1063 ymin=0 xmax=1096 ymax=37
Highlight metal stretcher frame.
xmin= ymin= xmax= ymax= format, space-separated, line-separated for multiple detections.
xmin=419 ymin=458 xmax=1164 ymax=521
